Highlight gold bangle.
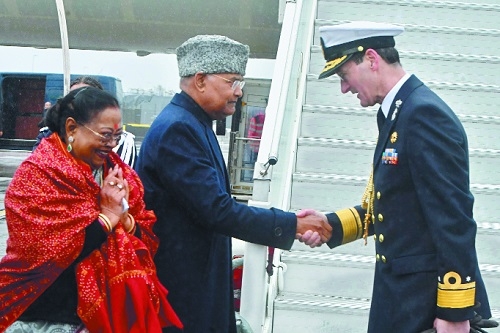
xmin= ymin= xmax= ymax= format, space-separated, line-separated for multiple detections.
xmin=98 ymin=213 xmax=113 ymax=233
xmin=97 ymin=217 xmax=110 ymax=233
xmin=126 ymin=213 xmax=136 ymax=234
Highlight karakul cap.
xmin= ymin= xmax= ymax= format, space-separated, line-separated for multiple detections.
xmin=176 ymin=35 xmax=250 ymax=77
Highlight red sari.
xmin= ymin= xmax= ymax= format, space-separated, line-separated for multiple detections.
xmin=0 ymin=134 xmax=182 ymax=332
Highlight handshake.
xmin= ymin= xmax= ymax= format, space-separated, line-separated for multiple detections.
xmin=295 ymin=209 xmax=332 ymax=248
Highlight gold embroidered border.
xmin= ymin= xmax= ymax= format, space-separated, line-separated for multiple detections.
xmin=437 ymin=271 xmax=476 ymax=308
xmin=350 ymin=207 xmax=363 ymax=240
xmin=109 ymin=269 xmax=151 ymax=285
xmin=437 ymin=288 xmax=475 ymax=308
xmin=322 ymin=55 xmax=348 ymax=73
xmin=336 ymin=208 xmax=362 ymax=244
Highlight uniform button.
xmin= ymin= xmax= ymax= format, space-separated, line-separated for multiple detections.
xmin=378 ymin=214 xmax=384 ymax=222
xmin=376 ymin=254 xmax=380 ymax=261
xmin=381 ymin=255 xmax=387 ymax=263
xmin=377 ymin=192 xmax=381 ymax=200
xmin=373 ymin=234 xmax=377 ymax=241
xmin=379 ymin=234 xmax=384 ymax=243
xmin=274 ymin=227 xmax=283 ymax=237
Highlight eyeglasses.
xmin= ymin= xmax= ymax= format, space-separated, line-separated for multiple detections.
xmin=211 ymin=74 xmax=245 ymax=90
xmin=80 ymin=123 xmax=122 ymax=145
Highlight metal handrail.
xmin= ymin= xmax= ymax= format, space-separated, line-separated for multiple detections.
xmin=239 ymin=0 xmax=317 ymax=332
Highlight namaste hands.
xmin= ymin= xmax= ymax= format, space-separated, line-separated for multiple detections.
xmin=100 ymin=165 xmax=130 ymax=229
xmin=295 ymin=209 xmax=332 ymax=248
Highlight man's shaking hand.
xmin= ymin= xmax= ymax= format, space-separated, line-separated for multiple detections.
xmin=296 ymin=209 xmax=332 ymax=248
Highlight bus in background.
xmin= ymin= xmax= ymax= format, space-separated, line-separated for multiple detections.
xmin=0 ymin=73 xmax=122 ymax=147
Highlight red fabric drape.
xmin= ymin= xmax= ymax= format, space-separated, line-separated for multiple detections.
xmin=76 ymin=227 xmax=182 ymax=332
xmin=0 ymin=134 xmax=182 ymax=332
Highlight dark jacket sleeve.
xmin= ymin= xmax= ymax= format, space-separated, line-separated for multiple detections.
xmin=141 ymin=119 xmax=297 ymax=250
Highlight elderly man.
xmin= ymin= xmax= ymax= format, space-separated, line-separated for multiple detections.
xmin=299 ymin=21 xmax=497 ymax=332
xmin=136 ymin=35 xmax=332 ymax=333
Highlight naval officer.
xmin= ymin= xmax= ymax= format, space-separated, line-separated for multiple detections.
xmin=298 ymin=21 xmax=496 ymax=333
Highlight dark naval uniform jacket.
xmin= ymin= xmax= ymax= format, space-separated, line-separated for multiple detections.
xmin=326 ymin=75 xmax=491 ymax=333
xmin=135 ymin=91 xmax=297 ymax=333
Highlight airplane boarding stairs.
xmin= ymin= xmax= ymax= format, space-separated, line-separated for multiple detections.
xmin=242 ymin=0 xmax=500 ymax=332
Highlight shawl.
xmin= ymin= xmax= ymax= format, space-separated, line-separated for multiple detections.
xmin=0 ymin=134 xmax=182 ymax=332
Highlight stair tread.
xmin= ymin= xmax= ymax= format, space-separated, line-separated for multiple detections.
xmin=275 ymin=291 xmax=500 ymax=320
xmin=282 ymin=250 xmax=500 ymax=274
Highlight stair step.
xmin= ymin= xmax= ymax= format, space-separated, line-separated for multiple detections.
xmin=304 ymin=74 xmax=500 ymax=118
xmin=273 ymin=292 xmax=500 ymax=333
xmin=310 ymin=47 xmax=500 ymax=87
xmin=275 ymin=292 xmax=370 ymax=313
xmin=283 ymin=249 xmax=500 ymax=273
xmin=315 ymin=20 xmax=500 ymax=57
xmin=290 ymin=173 xmax=500 ymax=224
xmin=273 ymin=293 xmax=370 ymax=333
xmin=316 ymin=0 xmax=500 ymax=31
xmin=296 ymin=138 xmax=500 ymax=185
xmin=281 ymin=249 xmax=500 ymax=307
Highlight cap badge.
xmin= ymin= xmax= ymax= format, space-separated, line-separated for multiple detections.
xmin=322 ymin=55 xmax=348 ymax=73
xmin=390 ymin=132 xmax=398 ymax=143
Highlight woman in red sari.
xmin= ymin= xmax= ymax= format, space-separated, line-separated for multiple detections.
xmin=0 ymin=87 xmax=182 ymax=333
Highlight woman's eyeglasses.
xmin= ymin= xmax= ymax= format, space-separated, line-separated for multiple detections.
xmin=80 ymin=123 xmax=122 ymax=145
xmin=211 ymin=74 xmax=245 ymax=90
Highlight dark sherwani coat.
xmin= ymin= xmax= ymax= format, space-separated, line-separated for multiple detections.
xmin=326 ymin=75 xmax=491 ymax=333
xmin=136 ymin=91 xmax=297 ymax=333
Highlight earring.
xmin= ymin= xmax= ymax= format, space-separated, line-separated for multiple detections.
xmin=67 ymin=136 xmax=74 ymax=152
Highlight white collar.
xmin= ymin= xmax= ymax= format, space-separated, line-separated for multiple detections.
xmin=380 ymin=73 xmax=411 ymax=117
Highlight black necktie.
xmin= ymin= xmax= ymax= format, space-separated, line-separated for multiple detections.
xmin=377 ymin=108 xmax=385 ymax=131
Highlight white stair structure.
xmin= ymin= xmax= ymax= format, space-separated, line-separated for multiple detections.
xmin=240 ymin=0 xmax=500 ymax=332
